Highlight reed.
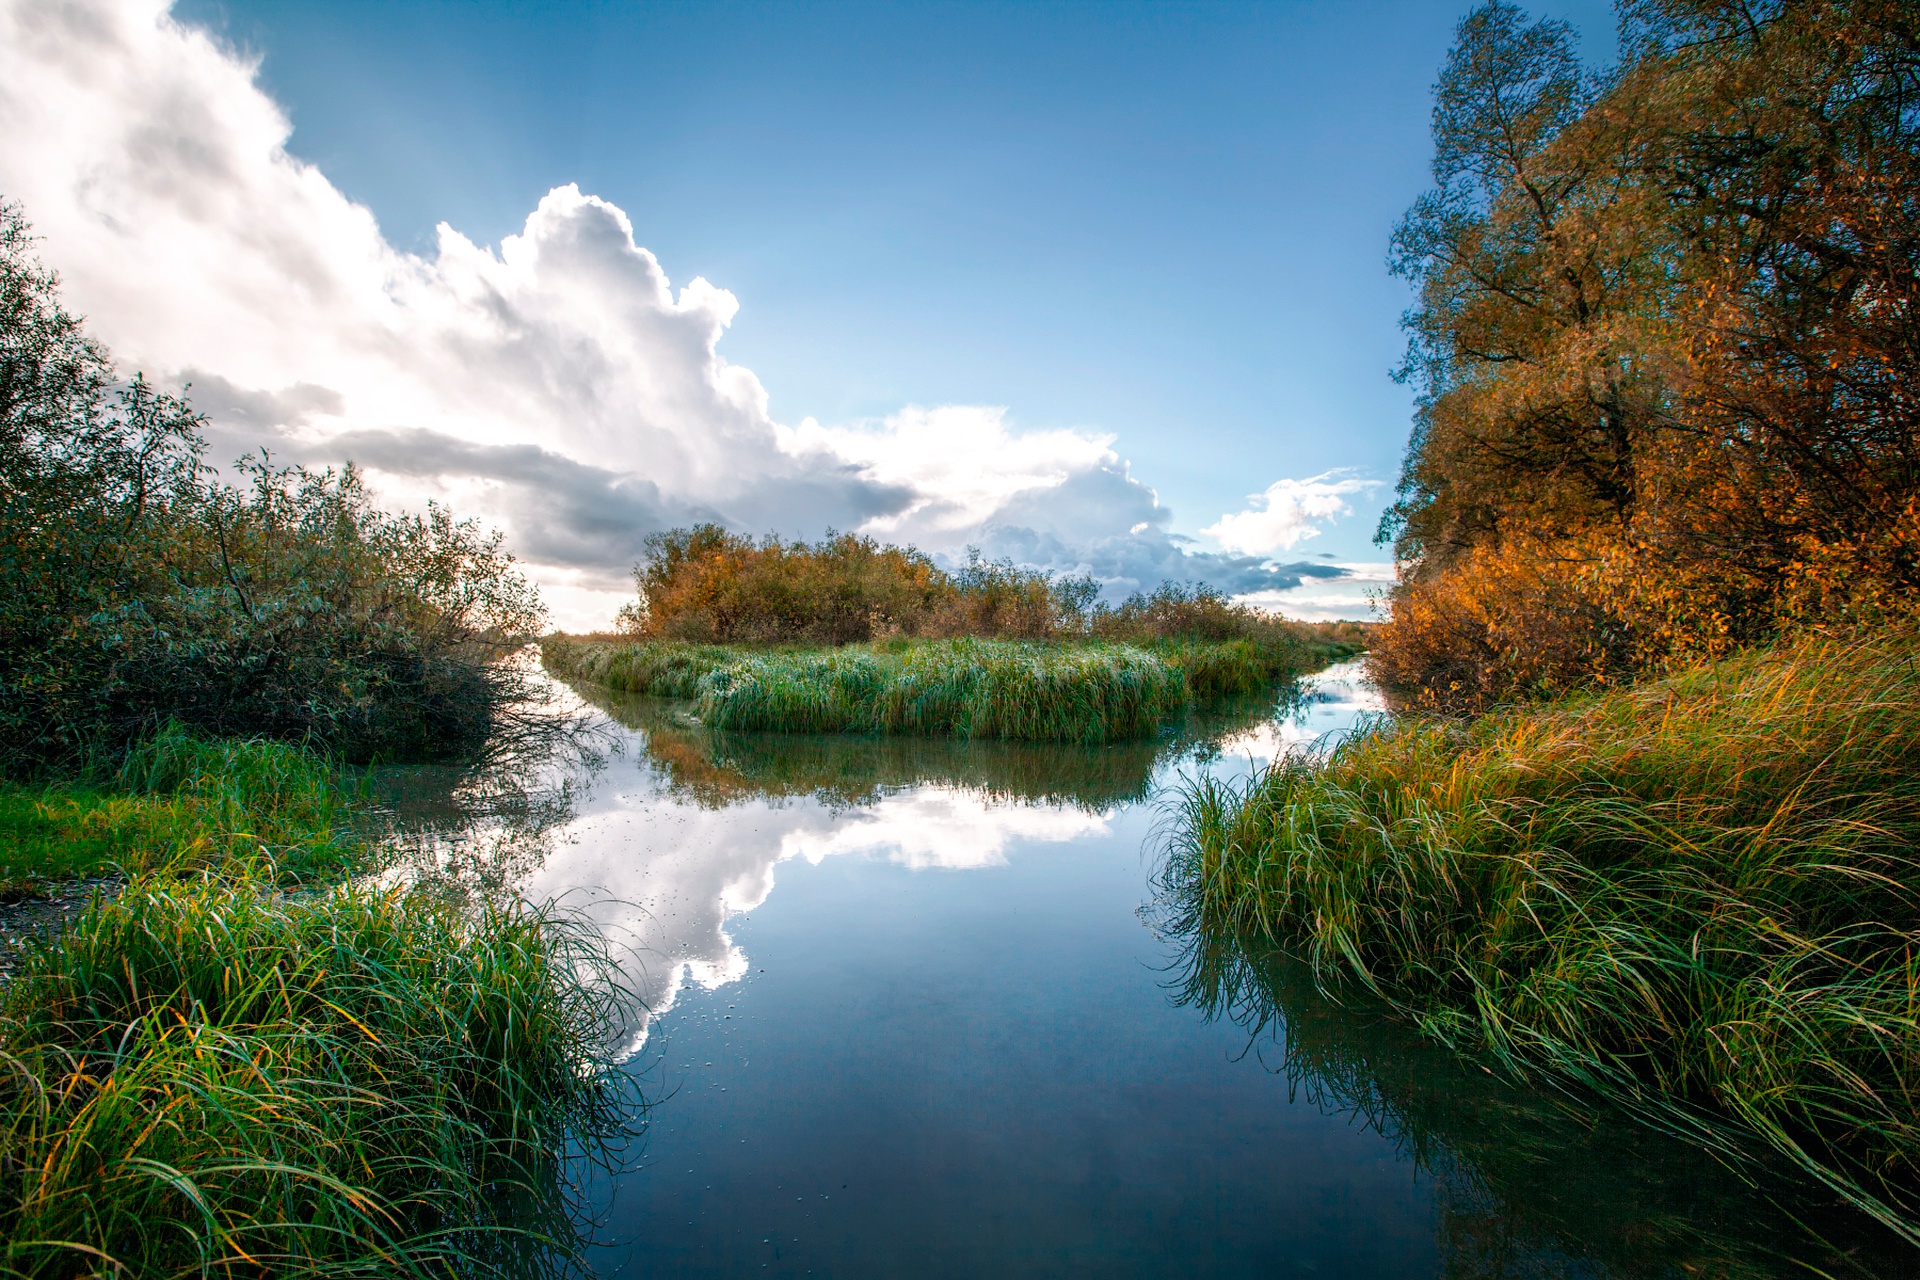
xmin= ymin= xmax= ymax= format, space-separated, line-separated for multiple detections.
xmin=0 ymin=726 xmax=634 ymax=1278
xmin=0 ymin=725 xmax=356 ymax=891
xmin=542 ymin=634 xmax=1353 ymax=743
xmin=1159 ymin=630 xmax=1920 ymax=1238
xmin=0 ymin=879 xmax=629 ymax=1278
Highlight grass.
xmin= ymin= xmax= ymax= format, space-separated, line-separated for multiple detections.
xmin=542 ymin=633 xmax=1359 ymax=743
xmin=0 ymin=727 xmax=357 ymax=895
xmin=1160 ymin=941 xmax=1909 ymax=1276
xmin=0 ymin=729 xmax=633 ymax=1278
xmin=1159 ymin=629 xmax=1920 ymax=1240
xmin=581 ymin=681 xmax=1292 ymax=813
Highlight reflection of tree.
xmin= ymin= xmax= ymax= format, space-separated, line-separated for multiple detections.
xmin=1157 ymin=922 xmax=1910 ymax=1279
xmin=573 ymin=684 xmax=1301 ymax=812
xmin=355 ymin=712 xmax=616 ymax=901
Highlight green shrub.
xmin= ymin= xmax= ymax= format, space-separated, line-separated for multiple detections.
xmin=0 ymin=203 xmax=545 ymax=769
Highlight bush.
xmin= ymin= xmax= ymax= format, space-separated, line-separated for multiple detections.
xmin=0 ymin=202 xmax=545 ymax=768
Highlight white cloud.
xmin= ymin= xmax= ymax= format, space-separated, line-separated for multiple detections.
xmin=0 ymin=0 xmax=1370 ymax=629
xmin=1202 ymin=471 xmax=1381 ymax=556
xmin=1234 ymin=560 xmax=1394 ymax=622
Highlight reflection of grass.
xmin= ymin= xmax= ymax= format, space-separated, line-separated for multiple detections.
xmin=1159 ymin=928 xmax=1909 ymax=1277
xmin=1162 ymin=632 xmax=1920 ymax=1241
xmin=543 ymin=635 xmax=1357 ymax=743
xmin=577 ymin=683 xmax=1294 ymax=812
xmin=0 ymin=728 xmax=634 ymax=1278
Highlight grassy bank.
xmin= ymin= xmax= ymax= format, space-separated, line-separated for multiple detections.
xmin=542 ymin=633 xmax=1360 ymax=744
xmin=1161 ymin=631 xmax=1920 ymax=1238
xmin=580 ymin=681 xmax=1291 ymax=813
xmin=0 ymin=733 xmax=629 ymax=1278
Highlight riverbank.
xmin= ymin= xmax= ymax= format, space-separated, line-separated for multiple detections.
xmin=0 ymin=729 xmax=630 ymax=1277
xmin=1160 ymin=630 xmax=1920 ymax=1239
xmin=542 ymin=633 xmax=1363 ymax=744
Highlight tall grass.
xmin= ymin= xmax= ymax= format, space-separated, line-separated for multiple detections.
xmin=1158 ymin=940 xmax=1909 ymax=1276
xmin=0 ymin=725 xmax=357 ymax=890
xmin=582 ymin=681 xmax=1290 ymax=813
xmin=0 ymin=726 xmax=635 ymax=1277
xmin=696 ymin=640 xmax=1184 ymax=742
xmin=1160 ymin=630 xmax=1920 ymax=1238
xmin=0 ymin=880 xmax=629 ymax=1278
xmin=543 ymin=634 xmax=1356 ymax=743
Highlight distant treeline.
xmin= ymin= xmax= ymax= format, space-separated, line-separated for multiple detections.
xmin=1375 ymin=0 xmax=1920 ymax=710
xmin=0 ymin=202 xmax=544 ymax=769
xmin=606 ymin=523 xmax=1368 ymax=649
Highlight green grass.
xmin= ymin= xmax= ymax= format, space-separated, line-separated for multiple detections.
xmin=581 ymin=681 xmax=1290 ymax=813
xmin=0 ymin=726 xmax=357 ymax=894
xmin=1159 ymin=630 xmax=1920 ymax=1240
xmin=0 ymin=728 xmax=634 ymax=1278
xmin=542 ymin=633 xmax=1358 ymax=743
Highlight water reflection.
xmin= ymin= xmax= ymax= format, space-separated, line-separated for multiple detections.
xmin=580 ymin=679 xmax=1304 ymax=812
xmin=1155 ymin=846 xmax=1912 ymax=1277
xmin=364 ymin=661 xmax=1913 ymax=1276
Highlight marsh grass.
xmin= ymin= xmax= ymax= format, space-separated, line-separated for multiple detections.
xmin=0 ymin=726 xmax=357 ymax=893
xmin=0 ymin=726 xmax=635 ymax=1278
xmin=581 ymin=681 xmax=1293 ymax=812
xmin=0 ymin=879 xmax=631 ymax=1279
xmin=543 ymin=634 xmax=1348 ymax=743
xmin=1159 ymin=935 xmax=1911 ymax=1277
xmin=1159 ymin=630 xmax=1920 ymax=1239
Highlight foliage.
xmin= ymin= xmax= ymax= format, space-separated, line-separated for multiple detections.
xmin=619 ymin=525 xmax=974 ymax=644
xmin=1162 ymin=629 xmax=1920 ymax=1238
xmin=0 ymin=201 xmax=546 ymax=767
xmin=0 ymin=725 xmax=632 ymax=1278
xmin=1374 ymin=1 xmax=1920 ymax=709
xmin=616 ymin=525 xmax=1368 ymax=648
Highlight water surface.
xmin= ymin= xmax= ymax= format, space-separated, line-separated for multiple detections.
xmin=376 ymin=663 xmax=1910 ymax=1278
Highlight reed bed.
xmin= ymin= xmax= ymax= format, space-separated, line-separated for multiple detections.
xmin=1159 ymin=631 xmax=1920 ymax=1238
xmin=0 ymin=880 xmax=628 ymax=1278
xmin=0 ymin=725 xmax=357 ymax=891
xmin=0 ymin=729 xmax=634 ymax=1278
xmin=542 ymin=635 xmax=1344 ymax=743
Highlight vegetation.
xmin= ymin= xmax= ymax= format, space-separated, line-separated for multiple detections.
xmin=616 ymin=525 xmax=1091 ymax=643
xmin=615 ymin=524 xmax=1370 ymax=653
xmin=1162 ymin=631 xmax=1920 ymax=1238
xmin=1373 ymin=1 xmax=1920 ymax=710
xmin=568 ymin=535 xmax=1367 ymax=741
xmin=0 ymin=725 xmax=356 ymax=894
xmin=544 ymin=625 xmax=1362 ymax=744
xmin=581 ymin=681 xmax=1295 ymax=813
xmin=0 ymin=202 xmax=628 ymax=1277
xmin=0 ymin=203 xmax=546 ymax=769
xmin=1160 ymin=939 xmax=1911 ymax=1277
xmin=0 ymin=732 xmax=630 ymax=1279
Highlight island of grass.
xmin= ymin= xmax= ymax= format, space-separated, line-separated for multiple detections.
xmin=543 ymin=527 xmax=1368 ymax=743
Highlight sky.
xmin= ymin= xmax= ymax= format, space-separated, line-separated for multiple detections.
xmin=0 ymin=0 xmax=1618 ymax=628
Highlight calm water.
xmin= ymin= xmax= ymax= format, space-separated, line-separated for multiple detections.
xmin=375 ymin=664 xmax=1912 ymax=1279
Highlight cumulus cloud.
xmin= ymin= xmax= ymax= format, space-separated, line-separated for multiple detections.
xmin=1203 ymin=471 xmax=1382 ymax=556
xmin=0 ymin=0 xmax=1366 ymax=628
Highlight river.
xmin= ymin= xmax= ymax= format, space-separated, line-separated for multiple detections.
xmin=372 ymin=662 xmax=1907 ymax=1279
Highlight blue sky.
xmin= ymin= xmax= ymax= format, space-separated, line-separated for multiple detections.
xmin=182 ymin=0 xmax=1616 ymax=549
xmin=2 ymin=0 xmax=1618 ymax=625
